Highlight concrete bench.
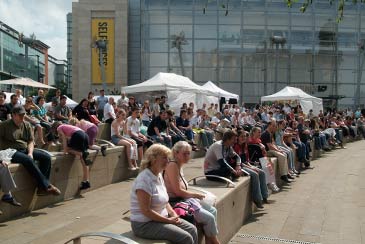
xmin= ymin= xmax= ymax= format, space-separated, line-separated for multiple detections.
xmin=86 ymin=175 xmax=252 ymax=244
xmin=0 ymin=146 xmax=137 ymax=222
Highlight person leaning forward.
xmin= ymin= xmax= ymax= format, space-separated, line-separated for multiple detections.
xmin=0 ymin=105 xmax=61 ymax=196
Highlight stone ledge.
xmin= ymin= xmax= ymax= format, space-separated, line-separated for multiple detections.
xmin=0 ymin=146 xmax=137 ymax=222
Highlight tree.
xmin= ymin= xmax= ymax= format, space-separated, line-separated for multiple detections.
xmin=170 ymin=31 xmax=188 ymax=76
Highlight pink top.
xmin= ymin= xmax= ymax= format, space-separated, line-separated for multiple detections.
xmin=78 ymin=120 xmax=97 ymax=131
xmin=57 ymin=124 xmax=82 ymax=137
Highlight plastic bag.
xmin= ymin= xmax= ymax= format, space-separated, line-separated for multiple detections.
xmin=0 ymin=149 xmax=17 ymax=162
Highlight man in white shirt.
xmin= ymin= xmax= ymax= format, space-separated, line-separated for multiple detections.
xmin=103 ymin=97 xmax=116 ymax=124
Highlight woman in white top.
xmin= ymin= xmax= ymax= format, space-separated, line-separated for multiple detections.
xmin=130 ymin=144 xmax=197 ymax=244
xmin=141 ymin=100 xmax=152 ymax=127
xmin=111 ymin=109 xmax=138 ymax=170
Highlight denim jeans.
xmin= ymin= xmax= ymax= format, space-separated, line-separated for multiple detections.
xmin=243 ymin=166 xmax=268 ymax=202
xmin=151 ymin=135 xmax=172 ymax=148
xmin=293 ymin=140 xmax=308 ymax=161
xmin=11 ymin=148 xmax=51 ymax=190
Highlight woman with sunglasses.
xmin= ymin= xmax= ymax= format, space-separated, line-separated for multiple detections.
xmin=23 ymin=96 xmax=46 ymax=146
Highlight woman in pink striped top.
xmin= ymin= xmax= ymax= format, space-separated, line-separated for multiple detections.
xmin=53 ymin=122 xmax=91 ymax=190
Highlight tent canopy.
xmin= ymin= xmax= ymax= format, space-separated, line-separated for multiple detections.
xmin=122 ymin=72 xmax=216 ymax=96
xmin=45 ymin=95 xmax=78 ymax=109
xmin=202 ymin=81 xmax=239 ymax=100
xmin=261 ymin=86 xmax=323 ymax=115
xmin=121 ymin=72 xmax=218 ymax=113
xmin=0 ymin=77 xmax=56 ymax=89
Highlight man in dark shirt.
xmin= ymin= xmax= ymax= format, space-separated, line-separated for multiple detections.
xmin=0 ymin=106 xmax=61 ymax=196
xmin=260 ymin=119 xmax=291 ymax=183
xmin=147 ymin=110 xmax=172 ymax=148
xmin=0 ymin=92 xmax=10 ymax=121
xmin=176 ymin=109 xmax=194 ymax=141
xmin=5 ymin=94 xmax=19 ymax=115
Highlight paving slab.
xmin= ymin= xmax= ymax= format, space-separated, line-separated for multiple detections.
xmin=231 ymin=140 xmax=365 ymax=244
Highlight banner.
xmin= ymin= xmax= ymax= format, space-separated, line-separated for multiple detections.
xmin=91 ymin=18 xmax=115 ymax=84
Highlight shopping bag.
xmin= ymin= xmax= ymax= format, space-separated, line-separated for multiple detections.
xmin=259 ymin=157 xmax=276 ymax=184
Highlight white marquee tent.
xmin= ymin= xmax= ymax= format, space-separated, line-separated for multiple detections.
xmin=202 ymin=81 xmax=239 ymax=101
xmin=122 ymin=72 xmax=218 ymax=113
xmin=261 ymin=86 xmax=323 ymax=115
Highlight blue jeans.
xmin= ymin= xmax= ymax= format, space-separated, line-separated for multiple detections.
xmin=293 ymin=140 xmax=308 ymax=162
xmin=151 ymin=135 xmax=172 ymax=148
xmin=11 ymin=148 xmax=51 ymax=190
xmin=243 ymin=166 xmax=268 ymax=202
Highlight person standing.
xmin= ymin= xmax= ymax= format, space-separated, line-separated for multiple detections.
xmin=103 ymin=97 xmax=116 ymax=124
xmin=96 ymin=89 xmax=108 ymax=121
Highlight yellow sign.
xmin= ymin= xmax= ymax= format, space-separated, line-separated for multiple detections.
xmin=91 ymin=18 xmax=115 ymax=84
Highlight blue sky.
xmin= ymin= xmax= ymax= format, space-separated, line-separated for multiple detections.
xmin=0 ymin=0 xmax=76 ymax=60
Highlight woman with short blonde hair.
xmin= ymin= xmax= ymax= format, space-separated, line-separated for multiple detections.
xmin=130 ymin=144 xmax=197 ymax=244
xmin=164 ymin=141 xmax=220 ymax=244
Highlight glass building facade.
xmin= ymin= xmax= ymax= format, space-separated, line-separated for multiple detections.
xmin=0 ymin=25 xmax=45 ymax=82
xmin=136 ymin=0 xmax=365 ymax=108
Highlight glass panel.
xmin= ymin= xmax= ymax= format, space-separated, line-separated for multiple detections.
xmin=170 ymin=0 xmax=193 ymax=10
xmin=266 ymin=12 xmax=289 ymax=26
xmin=149 ymin=53 xmax=168 ymax=66
xmin=290 ymin=68 xmax=311 ymax=84
xmin=290 ymin=53 xmax=312 ymax=69
xmin=242 ymin=54 xmax=265 ymax=69
xmin=243 ymin=12 xmax=265 ymax=26
xmin=292 ymin=13 xmax=313 ymax=27
xmin=338 ymin=69 xmax=356 ymax=84
xmin=195 ymin=40 xmax=218 ymax=53
xmin=218 ymin=10 xmax=241 ymax=25
xmin=169 ymin=25 xmax=193 ymax=38
xmin=195 ymin=11 xmax=217 ymax=25
xmin=169 ymin=67 xmax=193 ymax=79
xmin=148 ymin=40 xmax=168 ymax=52
xmin=142 ymin=0 xmax=168 ymax=10
xmin=219 ymin=67 xmax=240 ymax=81
xmin=194 ymin=25 xmax=218 ymax=39
xmin=242 ymin=68 xmax=265 ymax=82
xmin=195 ymin=67 xmax=217 ymax=81
xmin=147 ymin=25 xmax=168 ymax=38
xmin=169 ymin=52 xmax=193 ymax=66
xmin=267 ymin=68 xmax=288 ymax=83
xmin=170 ymin=11 xmax=193 ymax=24
xmin=194 ymin=53 xmax=217 ymax=67
xmin=219 ymin=53 xmax=241 ymax=67
xmin=241 ymin=82 xmax=264 ymax=103
xmin=142 ymin=11 xmax=168 ymax=24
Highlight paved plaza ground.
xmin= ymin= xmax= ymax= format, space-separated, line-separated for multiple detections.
xmin=0 ymin=140 xmax=365 ymax=244
xmin=231 ymin=140 xmax=365 ymax=244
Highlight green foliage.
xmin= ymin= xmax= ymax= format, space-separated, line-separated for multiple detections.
xmin=285 ymin=0 xmax=364 ymax=22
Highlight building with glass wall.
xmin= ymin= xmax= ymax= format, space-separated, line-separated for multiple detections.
xmin=0 ymin=21 xmax=48 ymax=84
xmin=135 ymin=0 xmax=365 ymax=108
xmin=48 ymin=55 xmax=68 ymax=87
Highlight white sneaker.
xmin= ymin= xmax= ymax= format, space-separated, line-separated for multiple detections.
xmin=270 ymin=183 xmax=280 ymax=193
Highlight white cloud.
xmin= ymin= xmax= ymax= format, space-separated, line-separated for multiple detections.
xmin=0 ymin=0 xmax=75 ymax=60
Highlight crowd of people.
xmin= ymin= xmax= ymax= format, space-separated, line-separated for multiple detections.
xmin=1 ymin=87 xmax=364 ymax=242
